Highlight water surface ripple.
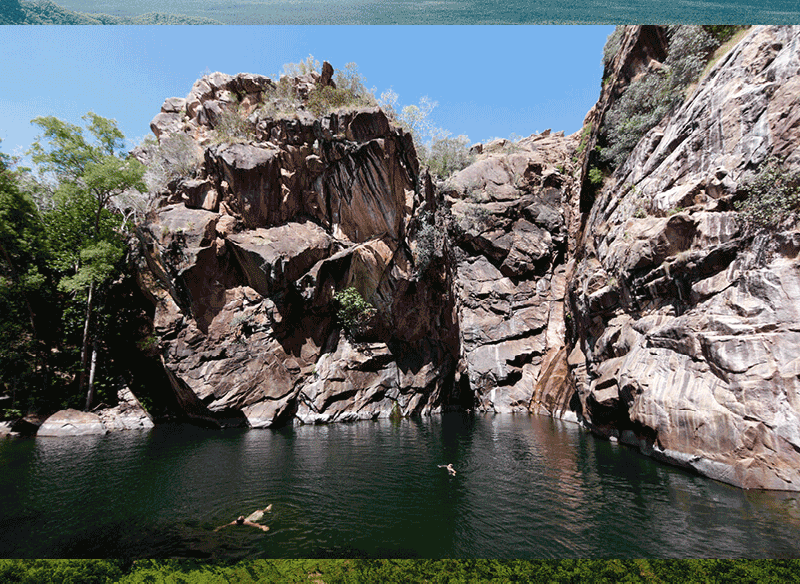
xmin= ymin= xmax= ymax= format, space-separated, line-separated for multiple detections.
xmin=1 ymin=414 xmax=799 ymax=559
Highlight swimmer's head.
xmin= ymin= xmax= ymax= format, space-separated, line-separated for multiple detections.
xmin=236 ymin=516 xmax=245 ymax=524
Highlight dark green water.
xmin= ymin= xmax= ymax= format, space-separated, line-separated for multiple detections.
xmin=1 ymin=413 xmax=800 ymax=559
xmin=47 ymin=0 xmax=800 ymax=23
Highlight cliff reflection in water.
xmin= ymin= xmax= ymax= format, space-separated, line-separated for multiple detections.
xmin=0 ymin=413 xmax=799 ymax=559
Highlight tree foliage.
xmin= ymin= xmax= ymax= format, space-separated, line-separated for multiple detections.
xmin=2 ymin=558 xmax=800 ymax=583
xmin=379 ymin=92 xmax=473 ymax=179
xmin=0 ymin=112 xmax=149 ymax=413
xmin=0 ymin=145 xmax=52 ymax=415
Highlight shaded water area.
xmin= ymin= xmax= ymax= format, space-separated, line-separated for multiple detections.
xmin=2 ymin=413 xmax=800 ymax=559
xmin=47 ymin=0 xmax=800 ymax=23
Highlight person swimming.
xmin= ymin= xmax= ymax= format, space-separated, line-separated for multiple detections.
xmin=438 ymin=464 xmax=456 ymax=476
xmin=215 ymin=504 xmax=272 ymax=532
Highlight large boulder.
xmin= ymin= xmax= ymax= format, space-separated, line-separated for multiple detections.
xmin=37 ymin=410 xmax=107 ymax=437
xmin=134 ymin=65 xmax=456 ymax=428
xmin=97 ymin=388 xmax=155 ymax=432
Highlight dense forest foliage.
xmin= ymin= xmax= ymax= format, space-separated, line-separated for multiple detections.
xmin=0 ymin=117 xmax=172 ymax=420
xmin=1 ymin=559 xmax=798 ymax=583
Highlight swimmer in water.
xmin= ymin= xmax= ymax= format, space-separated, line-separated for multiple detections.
xmin=215 ymin=504 xmax=272 ymax=532
xmin=438 ymin=463 xmax=456 ymax=476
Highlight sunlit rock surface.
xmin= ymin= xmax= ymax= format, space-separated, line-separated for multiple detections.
xmin=568 ymin=26 xmax=800 ymax=490
xmin=135 ymin=65 xmax=458 ymax=429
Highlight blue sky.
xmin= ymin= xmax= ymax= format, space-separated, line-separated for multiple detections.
xmin=0 ymin=26 xmax=614 ymax=158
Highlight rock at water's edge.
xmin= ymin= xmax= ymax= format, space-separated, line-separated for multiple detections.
xmin=37 ymin=409 xmax=107 ymax=437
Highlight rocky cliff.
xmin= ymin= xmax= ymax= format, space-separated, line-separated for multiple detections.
xmin=133 ymin=27 xmax=800 ymax=491
xmin=134 ymin=68 xmax=461 ymax=427
xmin=566 ymin=25 xmax=800 ymax=490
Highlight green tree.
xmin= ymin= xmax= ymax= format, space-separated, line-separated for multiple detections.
xmin=0 ymin=145 xmax=51 ymax=414
xmin=29 ymin=113 xmax=145 ymax=410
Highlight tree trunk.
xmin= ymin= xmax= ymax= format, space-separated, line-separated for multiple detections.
xmin=78 ymin=281 xmax=94 ymax=400
xmin=85 ymin=339 xmax=98 ymax=411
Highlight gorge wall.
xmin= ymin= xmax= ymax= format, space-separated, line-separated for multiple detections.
xmin=132 ymin=26 xmax=800 ymax=491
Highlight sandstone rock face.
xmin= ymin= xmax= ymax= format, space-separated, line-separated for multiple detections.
xmin=568 ymin=26 xmax=800 ymax=490
xmin=135 ymin=66 xmax=458 ymax=429
xmin=443 ymin=132 xmax=579 ymax=414
xmin=131 ymin=32 xmax=800 ymax=492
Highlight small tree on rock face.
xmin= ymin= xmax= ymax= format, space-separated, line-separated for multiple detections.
xmin=426 ymin=131 xmax=473 ymax=180
xmin=334 ymin=287 xmax=375 ymax=338
xmin=29 ymin=113 xmax=145 ymax=411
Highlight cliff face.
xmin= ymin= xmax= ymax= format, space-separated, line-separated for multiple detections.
xmin=135 ymin=69 xmax=459 ymax=427
xmin=134 ymin=27 xmax=800 ymax=491
xmin=568 ymin=25 xmax=800 ymax=490
xmin=443 ymin=134 xmax=579 ymax=415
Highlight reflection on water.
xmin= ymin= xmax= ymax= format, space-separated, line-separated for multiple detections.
xmin=1 ymin=413 xmax=799 ymax=559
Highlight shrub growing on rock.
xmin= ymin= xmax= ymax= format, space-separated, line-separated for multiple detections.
xmin=412 ymin=213 xmax=437 ymax=277
xmin=307 ymin=62 xmax=376 ymax=117
xmin=334 ymin=287 xmax=375 ymax=336
xmin=600 ymin=25 xmax=721 ymax=167
xmin=282 ymin=54 xmax=320 ymax=77
xmin=736 ymin=158 xmax=800 ymax=231
xmin=258 ymin=77 xmax=302 ymax=119
xmin=142 ymin=133 xmax=202 ymax=193
xmin=211 ymin=106 xmax=254 ymax=145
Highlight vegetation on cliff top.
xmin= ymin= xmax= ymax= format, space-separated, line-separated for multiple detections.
xmin=238 ymin=55 xmax=474 ymax=180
